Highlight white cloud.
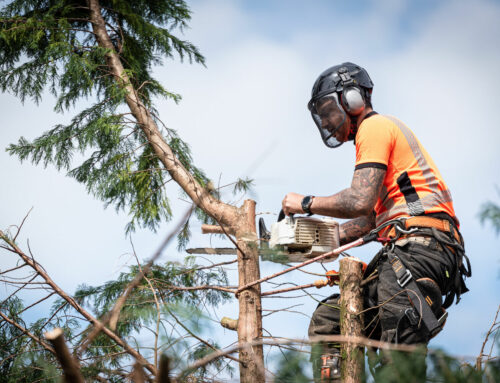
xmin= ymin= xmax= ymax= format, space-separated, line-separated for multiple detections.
xmin=1 ymin=0 xmax=499 ymax=363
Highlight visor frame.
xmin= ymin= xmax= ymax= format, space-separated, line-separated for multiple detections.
xmin=309 ymin=92 xmax=347 ymax=148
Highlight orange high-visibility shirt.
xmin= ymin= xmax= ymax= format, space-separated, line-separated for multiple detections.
xmin=355 ymin=114 xmax=458 ymax=227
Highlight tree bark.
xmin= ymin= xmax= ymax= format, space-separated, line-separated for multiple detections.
xmin=87 ymin=0 xmax=236 ymax=227
xmin=235 ymin=200 xmax=264 ymax=382
xmin=339 ymin=257 xmax=365 ymax=383
xmin=45 ymin=328 xmax=85 ymax=383
xmin=87 ymin=2 xmax=265 ymax=381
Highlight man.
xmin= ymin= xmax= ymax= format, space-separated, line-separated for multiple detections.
xmin=281 ymin=62 xmax=471 ymax=381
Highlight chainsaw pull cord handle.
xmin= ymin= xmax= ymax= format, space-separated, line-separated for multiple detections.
xmin=277 ymin=209 xmax=294 ymax=222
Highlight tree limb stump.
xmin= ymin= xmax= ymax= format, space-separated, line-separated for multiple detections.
xmin=339 ymin=257 xmax=365 ymax=383
xmin=44 ymin=328 xmax=85 ymax=383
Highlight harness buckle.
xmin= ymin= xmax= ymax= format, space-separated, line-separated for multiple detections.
xmin=437 ymin=310 xmax=448 ymax=326
xmin=397 ymin=269 xmax=413 ymax=288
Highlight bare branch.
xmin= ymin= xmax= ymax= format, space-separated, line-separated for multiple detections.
xmin=0 ymin=311 xmax=55 ymax=355
xmin=178 ymin=335 xmax=420 ymax=378
xmin=236 ymin=238 xmax=364 ymax=294
xmin=0 ymin=230 xmax=157 ymax=375
xmin=13 ymin=208 xmax=33 ymax=242
xmin=77 ymin=206 xmax=193 ymax=354
xmin=476 ymin=304 xmax=500 ymax=370
xmin=44 ymin=328 xmax=85 ymax=383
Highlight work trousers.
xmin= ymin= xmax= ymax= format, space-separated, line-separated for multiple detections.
xmin=308 ymin=237 xmax=458 ymax=376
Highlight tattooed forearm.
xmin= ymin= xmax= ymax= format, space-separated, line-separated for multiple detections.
xmin=339 ymin=214 xmax=376 ymax=245
xmin=310 ymin=167 xmax=386 ymax=218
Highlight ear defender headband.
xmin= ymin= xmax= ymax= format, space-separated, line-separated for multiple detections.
xmin=338 ymin=67 xmax=365 ymax=116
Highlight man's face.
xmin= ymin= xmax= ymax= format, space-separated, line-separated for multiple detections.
xmin=315 ymin=97 xmax=350 ymax=143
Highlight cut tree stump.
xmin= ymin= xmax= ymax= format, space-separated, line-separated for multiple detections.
xmin=339 ymin=257 xmax=365 ymax=383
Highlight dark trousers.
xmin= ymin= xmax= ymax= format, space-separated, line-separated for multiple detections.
xmin=308 ymin=237 xmax=457 ymax=377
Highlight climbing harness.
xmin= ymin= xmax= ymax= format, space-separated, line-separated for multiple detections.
xmin=359 ymin=216 xmax=471 ymax=337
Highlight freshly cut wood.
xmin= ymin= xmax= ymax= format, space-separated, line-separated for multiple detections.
xmin=44 ymin=328 xmax=85 ymax=383
xmin=201 ymin=224 xmax=235 ymax=235
xmin=221 ymin=317 xmax=239 ymax=331
xmin=186 ymin=247 xmax=238 ymax=255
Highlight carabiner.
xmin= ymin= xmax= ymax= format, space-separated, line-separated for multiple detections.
xmin=395 ymin=226 xmax=419 ymax=235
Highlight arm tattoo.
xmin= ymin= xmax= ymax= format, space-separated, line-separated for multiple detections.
xmin=311 ymin=167 xmax=386 ymax=218
xmin=339 ymin=214 xmax=376 ymax=245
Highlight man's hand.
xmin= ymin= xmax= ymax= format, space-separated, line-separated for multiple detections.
xmin=282 ymin=192 xmax=305 ymax=216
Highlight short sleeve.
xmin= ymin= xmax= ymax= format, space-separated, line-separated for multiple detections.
xmin=355 ymin=116 xmax=394 ymax=170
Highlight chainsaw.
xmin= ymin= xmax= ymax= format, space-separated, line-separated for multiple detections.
xmin=259 ymin=210 xmax=340 ymax=263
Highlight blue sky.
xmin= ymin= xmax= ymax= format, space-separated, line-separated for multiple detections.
xmin=1 ymin=0 xmax=499 ymax=377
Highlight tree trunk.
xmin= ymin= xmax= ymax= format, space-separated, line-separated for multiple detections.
xmin=339 ymin=258 xmax=365 ymax=383
xmin=87 ymin=2 xmax=264 ymax=380
xmin=235 ymin=200 xmax=264 ymax=382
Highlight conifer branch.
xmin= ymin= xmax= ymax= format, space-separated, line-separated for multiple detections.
xmin=0 ymin=230 xmax=157 ymax=375
xmin=0 ymin=310 xmax=55 ymax=356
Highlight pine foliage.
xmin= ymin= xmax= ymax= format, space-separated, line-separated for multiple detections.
xmin=0 ymin=0 xmax=212 ymax=235
xmin=0 ymin=257 xmax=233 ymax=381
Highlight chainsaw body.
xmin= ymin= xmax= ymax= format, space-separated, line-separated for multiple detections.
xmin=261 ymin=215 xmax=340 ymax=263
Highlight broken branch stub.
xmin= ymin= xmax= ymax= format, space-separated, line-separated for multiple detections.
xmin=44 ymin=328 xmax=85 ymax=383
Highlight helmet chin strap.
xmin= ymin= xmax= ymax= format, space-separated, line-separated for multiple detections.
xmin=347 ymin=115 xmax=358 ymax=141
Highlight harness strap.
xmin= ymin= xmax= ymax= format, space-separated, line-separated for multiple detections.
xmin=386 ymin=250 xmax=445 ymax=337
xmin=386 ymin=216 xmax=461 ymax=243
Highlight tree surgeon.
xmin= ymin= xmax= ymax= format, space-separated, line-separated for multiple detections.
xmin=281 ymin=62 xmax=471 ymax=382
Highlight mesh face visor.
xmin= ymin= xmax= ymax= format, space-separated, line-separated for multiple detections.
xmin=308 ymin=92 xmax=346 ymax=148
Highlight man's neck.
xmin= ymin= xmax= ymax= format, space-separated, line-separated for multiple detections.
xmin=356 ymin=107 xmax=374 ymax=128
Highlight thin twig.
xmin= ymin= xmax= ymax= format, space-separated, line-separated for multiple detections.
xmin=164 ymin=307 xmax=242 ymax=365
xmin=0 ymin=230 xmax=157 ymax=375
xmin=236 ymin=238 xmax=364 ymax=294
xmin=178 ymin=335 xmax=421 ymax=378
xmin=476 ymin=304 xmax=500 ymax=370
xmin=0 ymin=311 xmax=55 ymax=355
xmin=77 ymin=206 xmax=193 ymax=354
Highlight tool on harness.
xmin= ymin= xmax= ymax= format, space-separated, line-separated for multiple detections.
xmin=387 ymin=250 xmax=447 ymax=337
xmin=320 ymin=353 xmax=341 ymax=381
xmin=326 ymin=270 xmax=340 ymax=286
xmin=362 ymin=216 xmax=469 ymax=337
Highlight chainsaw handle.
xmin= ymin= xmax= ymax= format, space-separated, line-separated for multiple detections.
xmin=278 ymin=209 xmax=294 ymax=222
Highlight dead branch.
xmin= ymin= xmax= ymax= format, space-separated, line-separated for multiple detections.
xmin=77 ymin=207 xmax=193 ymax=354
xmin=14 ymin=292 xmax=56 ymax=316
xmin=178 ymin=335 xmax=420 ymax=378
xmin=165 ymin=306 xmax=241 ymax=365
xmin=44 ymin=328 xmax=85 ymax=383
xmin=0 ymin=230 xmax=157 ymax=375
xmin=261 ymin=280 xmax=328 ymax=296
xmin=0 ymin=310 xmax=55 ymax=355
xmin=12 ymin=208 xmax=33 ymax=242
xmin=153 ymin=283 xmax=236 ymax=294
xmin=0 ymin=263 xmax=28 ymax=275
xmin=476 ymin=303 xmax=500 ymax=370
xmin=236 ymin=237 xmax=364 ymax=294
